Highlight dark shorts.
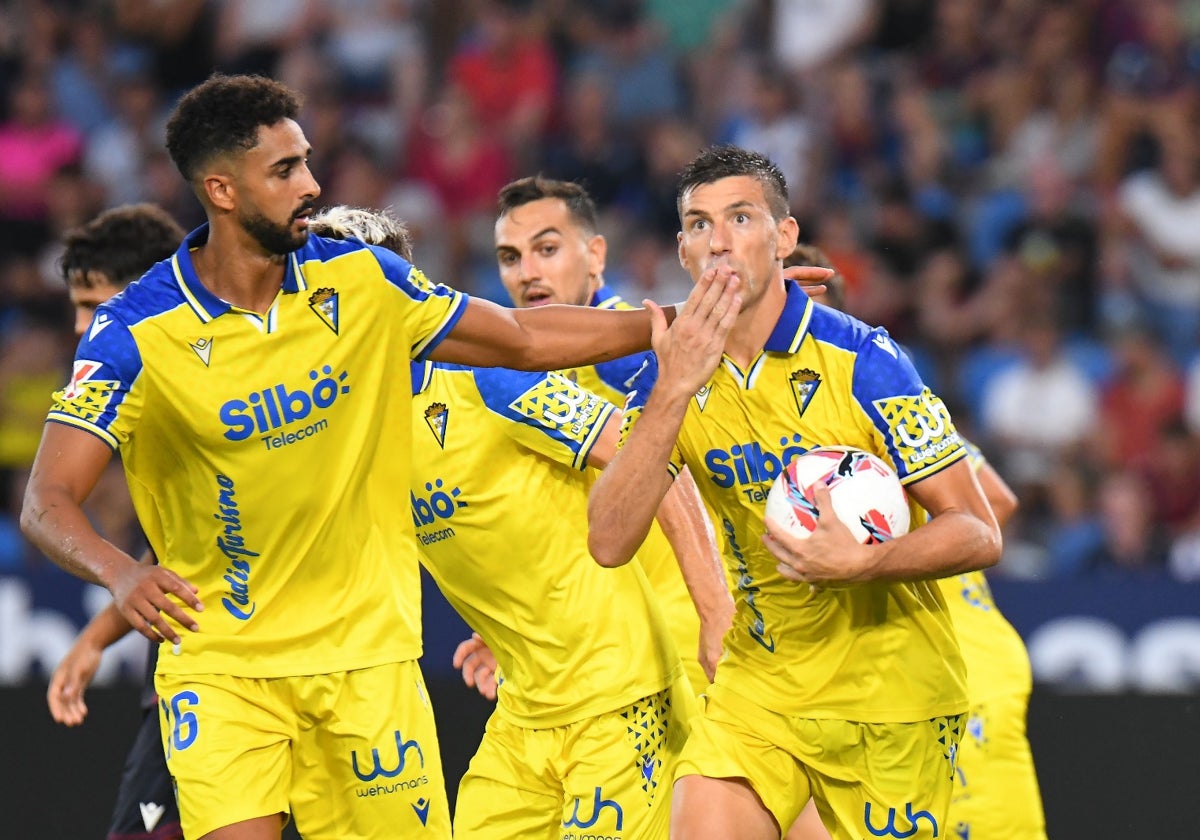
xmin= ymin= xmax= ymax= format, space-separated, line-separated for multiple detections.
xmin=107 ymin=708 xmax=181 ymax=840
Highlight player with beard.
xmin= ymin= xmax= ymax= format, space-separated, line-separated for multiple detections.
xmin=19 ymin=75 xmax=749 ymax=840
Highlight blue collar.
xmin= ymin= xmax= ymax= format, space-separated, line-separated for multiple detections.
xmin=172 ymin=224 xmax=306 ymax=322
xmin=762 ymin=281 xmax=815 ymax=354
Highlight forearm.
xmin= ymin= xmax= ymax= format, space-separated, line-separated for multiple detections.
xmin=861 ymin=510 xmax=1001 ymax=582
xmin=20 ymin=487 xmax=136 ymax=589
xmin=655 ymin=468 xmax=733 ymax=626
xmin=588 ymin=388 xmax=691 ymax=567
xmin=511 ymin=304 xmax=676 ymax=371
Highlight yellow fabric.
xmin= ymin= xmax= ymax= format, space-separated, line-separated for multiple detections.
xmin=411 ymin=361 xmax=682 ymax=728
xmin=157 ymin=661 xmax=450 ymax=839
xmin=571 ymin=292 xmax=708 ymax=696
xmin=455 ymin=679 xmax=694 ymax=839
xmin=620 ymin=286 xmax=968 ymax=721
xmin=48 ymin=230 xmax=465 ymax=678
xmin=677 ymin=682 xmax=961 ymax=840
xmin=948 ymin=692 xmax=1047 ymax=839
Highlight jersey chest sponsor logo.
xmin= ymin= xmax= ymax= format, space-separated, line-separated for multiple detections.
xmin=704 ymin=434 xmax=807 ymax=491
xmin=219 ymin=364 xmax=350 ymax=443
xmin=412 ymin=479 xmax=466 ymax=545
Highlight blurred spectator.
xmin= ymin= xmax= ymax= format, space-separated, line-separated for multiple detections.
xmin=772 ymin=0 xmax=872 ymax=74
xmin=980 ymin=313 xmax=1098 ymax=489
xmin=569 ymin=1 xmax=682 ymax=135
xmin=542 ymin=72 xmax=643 ymax=210
xmin=718 ymin=57 xmax=816 ymax=217
xmin=215 ymin=0 xmax=320 ymax=78
xmin=1001 ymin=158 xmax=1100 ymax=335
xmin=112 ymin=0 xmax=218 ymax=101
xmin=448 ymin=0 xmax=556 ymax=170
xmin=1093 ymin=325 xmax=1185 ymax=470
xmin=1082 ymin=469 xmax=1172 ymax=578
xmin=1094 ymin=0 xmax=1200 ymax=192
xmin=407 ymin=83 xmax=512 ymax=290
xmin=50 ymin=9 xmax=123 ymax=137
xmin=83 ymin=71 xmax=167 ymax=207
xmin=1039 ymin=458 xmax=1106 ymax=578
xmin=0 ymin=70 xmax=83 ymax=257
xmin=1110 ymin=126 xmax=1200 ymax=363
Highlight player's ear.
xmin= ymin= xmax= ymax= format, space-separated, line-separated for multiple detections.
xmin=677 ymin=231 xmax=686 ymax=268
xmin=587 ymin=234 xmax=607 ymax=277
xmin=203 ymin=172 xmax=236 ymax=212
xmin=775 ymin=216 xmax=800 ymax=261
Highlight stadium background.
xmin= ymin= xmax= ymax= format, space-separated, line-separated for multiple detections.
xmin=0 ymin=0 xmax=1197 ymax=836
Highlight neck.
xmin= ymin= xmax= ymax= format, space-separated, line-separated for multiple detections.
xmin=724 ymin=273 xmax=787 ymax=369
xmin=193 ymin=218 xmax=289 ymax=314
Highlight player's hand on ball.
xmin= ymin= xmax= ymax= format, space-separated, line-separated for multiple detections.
xmin=110 ymin=561 xmax=202 ymax=644
xmin=764 ymin=482 xmax=872 ymax=587
xmin=453 ymin=632 xmax=499 ymax=701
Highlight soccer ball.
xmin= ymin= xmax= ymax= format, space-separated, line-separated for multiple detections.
xmin=764 ymin=446 xmax=910 ymax=544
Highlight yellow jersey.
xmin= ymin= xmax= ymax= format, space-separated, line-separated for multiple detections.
xmin=411 ymin=360 xmax=682 ymax=728
xmin=621 ymin=282 xmax=968 ymax=722
xmin=48 ymin=226 xmax=466 ymax=678
xmin=561 ymin=290 xmax=705 ymax=690
xmin=937 ymin=444 xmax=1032 ymax=701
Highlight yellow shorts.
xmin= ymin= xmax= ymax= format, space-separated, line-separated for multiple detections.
xmin=950 ymin=693 xmax=1046 ymax=839
xmin=454 ymin=677 xmax=695 ymax=839
xmin=156 ymin=660 xmax=450 ymax=839
xmin=676 ymin=683 xmax=962 ymax=840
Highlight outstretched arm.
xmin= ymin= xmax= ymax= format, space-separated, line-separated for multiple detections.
xmin=21 ymin=423 xmax=202 ymax=642
xmin=430 ymin=296 xmax=675 ymax=371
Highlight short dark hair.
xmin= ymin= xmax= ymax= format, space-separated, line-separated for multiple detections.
xmin=165 ymin=74 xmax=302 ymax=183
xmin=497 ymin=176 xmax=599 ymax=235
xmin=677 ymin=145 xmax=790 ymax=221
xmin=785 ymin=242 xmax=844 ymax=311
xmin=61 ymin=204 xmax=186 ymax=288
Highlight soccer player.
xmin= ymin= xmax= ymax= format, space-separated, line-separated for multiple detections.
xmin=587 ymin=146 xmax=1002 ymax=840
xmin=19 ymin=74 xmax=739 ymax=840
xmin=781 ymin=246 xmax=1046 ymax=840
xmin=46 ymin=203 xmax=186 ymax=840
xmin=307 ymin=203 xmax=718 ymax=838
xmin=490 ymin=175 xmax=733 ymax=693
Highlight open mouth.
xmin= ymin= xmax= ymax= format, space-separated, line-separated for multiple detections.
xmin=525 ymin=291 xmax=553 ymax=306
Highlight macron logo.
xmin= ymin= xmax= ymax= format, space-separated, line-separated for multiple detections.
xmin=412 ymin=797 xmax=431 ymax=826
xmin=89 ymin=312 xmax=112 ymax=340
xmin=872 ymin=333 xmax=898 ymax=358
xmin=139 ymin=801 xmax=165 ymax=832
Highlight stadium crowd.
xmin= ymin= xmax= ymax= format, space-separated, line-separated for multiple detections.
xmin=2 ymin=0 xmax=1200 ymax=584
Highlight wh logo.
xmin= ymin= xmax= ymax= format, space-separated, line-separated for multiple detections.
xmin=351 ymin=730 xmax=425 ymax=782
xmin=864 ymin=801 xmax=939 ymax=838
xmin=564 ymin=787 xmax=623 ymax=831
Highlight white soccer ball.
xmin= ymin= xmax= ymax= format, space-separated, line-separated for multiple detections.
xmin=764 ymin=446 xmax=910 ymax=543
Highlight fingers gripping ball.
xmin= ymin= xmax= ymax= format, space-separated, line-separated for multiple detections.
xmin=765 ymin=447 xmax=910 ymax=544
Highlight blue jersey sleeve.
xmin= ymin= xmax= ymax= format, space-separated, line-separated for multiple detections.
xmin=850 ymin=328 xmax=966 ymax=483
xmin=47 ymin=308 xmax=145 ymax=449
xmin=471 ymin=367 xmax=616 ymax=470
